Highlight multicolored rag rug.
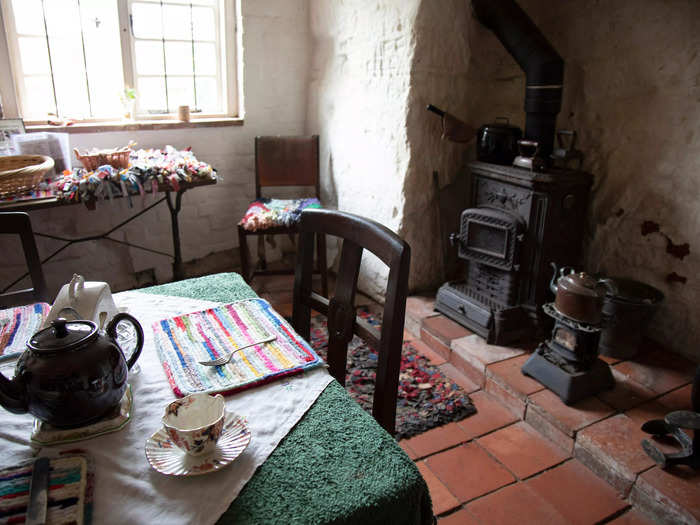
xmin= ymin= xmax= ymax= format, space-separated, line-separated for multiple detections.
xmin=153 ymin=298 xmax=324 ymax=397
xmin=309 ymin=306 xmax=477 ymax=440
xmin=239 ymin=198 xmax=321 ymax=231
xmin=0 ymin=302 xmax=50 ymax=361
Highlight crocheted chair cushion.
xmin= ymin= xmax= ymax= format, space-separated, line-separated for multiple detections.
xmin=239 ymin=198 xmax=321 ymax=232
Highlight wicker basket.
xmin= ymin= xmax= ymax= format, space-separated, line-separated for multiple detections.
xmin=0 ymin=155 xmax=55 ymax=199
xmin=74 ymin=142 xmax=135 ymax=171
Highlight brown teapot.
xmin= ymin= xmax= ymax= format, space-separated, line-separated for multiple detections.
xmin=550 ymin=263 xmax=616 ymax=325
xmin=0 ymin=314 xmax=143 ymax=428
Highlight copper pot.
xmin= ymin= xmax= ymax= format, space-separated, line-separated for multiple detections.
xmin=549 ymin=263 xmax=616 ymax=325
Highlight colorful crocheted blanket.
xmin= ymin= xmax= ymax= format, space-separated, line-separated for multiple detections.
xmin=0 ymin=302 xmax=49 ymax=361
xmin=0 ymin=188 xmax=54 ymax=203
xmin=153 ymin=298 xmax=324 ymax=397
xmin=53 ymin=146 xmax=216 ymax=205
xmin=239 ymin=198 xmax=321 ymax=231
xmin=0 ymin=146 xmax=218 ymax=207
xmin=0 ymin=453 xmax=93 ymax=525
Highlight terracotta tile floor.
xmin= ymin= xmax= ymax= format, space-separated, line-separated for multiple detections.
xmin=253 ymin=275 xmax=696 ymax=524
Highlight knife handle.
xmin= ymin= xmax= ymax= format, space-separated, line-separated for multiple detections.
xmin=26 ymin=457 xmax=50 ymax=525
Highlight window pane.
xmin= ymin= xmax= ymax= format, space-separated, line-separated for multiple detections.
xmin=163 ymin=4 xmax=191 ymax=40
xmin=23 ymin=77 xmax=55 ymax=118
xmin=138 ymin=76 xmax=167 ymax=112
xmin=194 ymin=43 xmax=216 ymax=75
xmin=80 ymin=0 xmax=124 ymax=117
xmin=135 ymin=41 xmax=165 ymax=75
xmin=8 ymin=0 xmax=229 ymax=119
xmin=49 ymin=34 xmax=90 ymax=117
xmin=17 ymin=37 xmax=51 ymax=75
xmin=131 ymin=2 xmax=162 ymax=39
xmin=195 ymin=77 xmax=217 ymax=112
xmin=192 ymin=7 xmax=216 ymax=40
xmin=167 ymin=76 xmax=195 ymax=110
xmin=11 ymin=0 xmax=44 ymax=35
xmin=165 ymin=42 xmax=193 ymax=75
xmin=43 ymin=0 xmax=81 ymax=36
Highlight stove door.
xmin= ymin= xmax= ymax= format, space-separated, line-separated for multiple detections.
xmin=456 ymin=207 xmax=525 ymax=271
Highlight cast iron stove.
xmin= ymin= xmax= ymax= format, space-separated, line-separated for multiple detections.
xmin=521 ymin=303 xmax=614 ymax=405
xmin=435 ymin=161 xmax=592 ymax=344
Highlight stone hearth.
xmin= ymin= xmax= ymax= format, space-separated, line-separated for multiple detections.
xmin=405 ymin=294 xmax=700 ymax=525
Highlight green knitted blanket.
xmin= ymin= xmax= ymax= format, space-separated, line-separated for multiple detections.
xmin=142 ymin=273 xmax=433 ymax=525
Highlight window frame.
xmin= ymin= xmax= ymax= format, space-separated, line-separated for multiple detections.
xmin=0 ymin=0 xmax=239 ymax=125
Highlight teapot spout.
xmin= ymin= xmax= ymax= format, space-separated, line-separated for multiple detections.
xmin=0 ymin=370 xmax=28 ymax=414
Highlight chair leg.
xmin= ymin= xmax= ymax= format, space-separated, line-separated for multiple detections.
xmin=317 ymin=233 xmax=328 ymax=297
xmin=257 ymin=235 xmax=267 ymax=270
xmin=238 ymin=226 xmax=250 ymax=283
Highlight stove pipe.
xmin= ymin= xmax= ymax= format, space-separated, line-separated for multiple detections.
xmin=472 ymin=0 xmax=563 ymax=158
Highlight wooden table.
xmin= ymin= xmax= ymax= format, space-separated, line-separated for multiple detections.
xmin=142 ymin=273 xmax=433 ymax=525
xmin=0 ymin=273 xmax=432 ymax=524
xmin=0 ymin=178 xmax=216 ymax=290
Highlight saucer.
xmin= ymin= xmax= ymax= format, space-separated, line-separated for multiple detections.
xmin=145 ymin=411 xmax=251 ymax=476
xmin=31 ymin=384 xmax=133 ymax=446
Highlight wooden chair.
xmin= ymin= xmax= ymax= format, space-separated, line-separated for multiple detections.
xmin=292 ymin=208 xmax=411 ymax=435
xmin=0 ymin=212 xmax=48 ymax=308
xmin=238 ymin=135 xmax=328 ymax=296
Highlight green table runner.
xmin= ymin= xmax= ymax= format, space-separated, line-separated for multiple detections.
xmin=142 ymin=273 xmax=433 ymax=525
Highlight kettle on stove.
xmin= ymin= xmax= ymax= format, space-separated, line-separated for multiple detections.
xmin=549 ymin=263 xmax=616 ymax=325
xmin=44 ymin=274 xmax=119 ymax=330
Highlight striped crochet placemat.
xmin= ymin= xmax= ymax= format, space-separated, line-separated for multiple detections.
xmin=0 ymin=303 xmax=50 ymax=362
xmin=153 ymin=298 xmax=324 ymax=396
xmin=0 ymin=453 xmax=92 ymax=525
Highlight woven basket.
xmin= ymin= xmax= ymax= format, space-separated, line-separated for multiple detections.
xmin=74 ymin=143 xmax=134 ymax=171
xmin=0 ymin=155 xmax=55 ymax=199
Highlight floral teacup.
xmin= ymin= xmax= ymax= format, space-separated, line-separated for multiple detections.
xmin=163 ymin=393 xmax=225 ymax=456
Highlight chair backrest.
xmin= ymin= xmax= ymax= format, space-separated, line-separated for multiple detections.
xmin=0 ymin=212 xmax=48 ymax=308
xmin=254 ymin=135 xmax=320 ymax=199
xmin=292 ymin=208 xmax=411 ymax=435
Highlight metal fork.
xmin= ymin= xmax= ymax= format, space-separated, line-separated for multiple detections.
xmin=198 ymin=335 xmax=277 ymax=366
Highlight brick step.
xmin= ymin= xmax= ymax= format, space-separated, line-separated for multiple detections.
xmin=406 ymin=308 xmax=699 ymax=525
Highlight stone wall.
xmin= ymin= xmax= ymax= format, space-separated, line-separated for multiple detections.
xmin=307 ymin=0 xmax=491 ymax=296
xmin=0 ymin=0 xmax=311 ymax=295
xmin=310 ymin=0 xmax=700 ymax=360
xmin=307 ymin=0 xmax=420 ymax=298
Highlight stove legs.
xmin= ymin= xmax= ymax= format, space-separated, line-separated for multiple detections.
xmin=521 ymin=344 xmax=615 ymax=405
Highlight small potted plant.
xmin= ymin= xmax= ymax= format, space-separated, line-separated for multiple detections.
xmin=120 ymin=88 xmax=137 ymax=120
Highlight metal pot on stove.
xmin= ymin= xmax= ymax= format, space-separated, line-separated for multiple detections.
xmin=476 ymin=118 xmax=522 ymax=165
xmin=549 ymin=263 xmax=616 ymax=325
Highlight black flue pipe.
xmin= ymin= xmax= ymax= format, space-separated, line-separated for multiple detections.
xmin=472 ymin=0 xmax=563 ymax=158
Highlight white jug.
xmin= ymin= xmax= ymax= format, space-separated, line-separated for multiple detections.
xmin=44 ymin=274 xmax=119 ymax=329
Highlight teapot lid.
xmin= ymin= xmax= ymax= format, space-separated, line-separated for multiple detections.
xmin=559 ymin=272 xmax=604 ymax=297
xmin=28 ymin=319 xmax=98 ymax=353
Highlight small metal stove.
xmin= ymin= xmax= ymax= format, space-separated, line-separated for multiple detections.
xmin=521 ymin=303 xmax=614 ymax=405
xmin=435 ymin=161 xmax=592 ymax=344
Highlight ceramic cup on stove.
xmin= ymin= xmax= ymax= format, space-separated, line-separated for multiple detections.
xmin=162 ymin=393 xmax=225 ymax=456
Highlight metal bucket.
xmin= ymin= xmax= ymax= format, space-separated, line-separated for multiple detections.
xmin=599 ymin=278 xmax=664 ymax=359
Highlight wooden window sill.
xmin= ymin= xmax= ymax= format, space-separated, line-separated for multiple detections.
xmin=26 ymin=117 xmax=244 ymax=134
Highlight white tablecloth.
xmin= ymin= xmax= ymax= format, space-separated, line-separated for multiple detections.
xmin=0 ymin=291 xmax=332 ymax=524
